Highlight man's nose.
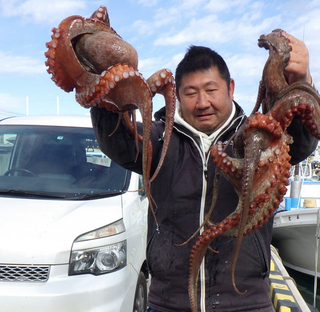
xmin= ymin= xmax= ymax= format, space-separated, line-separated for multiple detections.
xmin=196 ymin=92 xmax=210 ymax=109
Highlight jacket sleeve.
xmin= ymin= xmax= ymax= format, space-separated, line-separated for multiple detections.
xmin=287 ymin=116 xmax=318 ymax=165
xmin=90 ymin=106 xmax=144 ymax=174
xmin=90 ymin=106 xmax=166 ymax=174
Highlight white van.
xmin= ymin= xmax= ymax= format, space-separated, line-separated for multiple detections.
xmin=0 ymin=115 xmax=148 ymax=312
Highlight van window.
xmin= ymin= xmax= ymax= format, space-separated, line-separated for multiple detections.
xmin=0 ymin=125 xmax=129 ymax=199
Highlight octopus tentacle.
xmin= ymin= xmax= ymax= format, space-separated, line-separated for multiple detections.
xmin=188 ymin=214 xmax=241 ymax=312
xmin=230 ymin=113 xmax=288 ymax=295
xmin=89 ymin=5 xmax=110 ymax=24
xmin=45 ymin=16 xmax=86 ymax=92
xmin=270 ymin=86 xmax=320 ymax=139
xmin=251 ymin=80 xmax=266 ymax=114
xmin=147 ymin=69 xmax=176 ymax=183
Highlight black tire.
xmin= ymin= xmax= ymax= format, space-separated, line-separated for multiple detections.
xmin=133 ymin=272 xmax=147 ymax=312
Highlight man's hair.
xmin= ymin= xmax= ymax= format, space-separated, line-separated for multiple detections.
xmin=175 ymin=45 xmax=231 ymax=94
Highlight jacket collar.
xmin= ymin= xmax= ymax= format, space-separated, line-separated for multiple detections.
xmin=173 ymin=101 xmax=237 ymax=153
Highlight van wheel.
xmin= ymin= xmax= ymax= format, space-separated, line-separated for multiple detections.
xmin=133 ymin=272 xmax=147 ymax=312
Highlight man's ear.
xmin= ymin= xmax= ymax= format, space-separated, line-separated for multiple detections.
xmin=229 ymin=78 xmax=235 ymax=100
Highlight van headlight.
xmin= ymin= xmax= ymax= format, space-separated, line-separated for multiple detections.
xmin=75 ymin=219 xmax=125 ymax=241
xmin=69 ymin=240 xmax=127 ymax=275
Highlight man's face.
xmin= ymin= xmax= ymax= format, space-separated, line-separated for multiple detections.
xmin=177 ymin=67 xmax=235 ymax=135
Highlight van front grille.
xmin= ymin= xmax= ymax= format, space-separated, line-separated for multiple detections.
xmin=0 ymin=265 xmax=50 ymax=282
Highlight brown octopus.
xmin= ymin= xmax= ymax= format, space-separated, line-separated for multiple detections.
xmin=44 ymin=5 xmax=176 ymax=225
xmin=188 ymin=29 xmax=320 ymax=312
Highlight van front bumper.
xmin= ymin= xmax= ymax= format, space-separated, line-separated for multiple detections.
xmin=0 ymin=263 xmax=137 ymax=312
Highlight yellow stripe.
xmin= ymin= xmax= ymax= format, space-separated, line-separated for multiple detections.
xmin=270 ymin=272 xmax=285 ymax=280
xmin=279 ymin=306 xmax=292 ymax=312
xmin=274 ymin=293 xmax=295 ymax=304
xmin=270 ymin=282 xmax=289 ymax=293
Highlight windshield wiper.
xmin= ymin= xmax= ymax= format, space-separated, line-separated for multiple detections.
xmin=70 ymin=191 xmax=123 ymax=200
xmin=0 ymin=189 xmax=67 ymax=199
xmin=0 ymin=189 xmax=124 ymax=200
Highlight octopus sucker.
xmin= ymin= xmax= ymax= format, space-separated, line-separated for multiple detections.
xmin=44 ymin=6 xmax=176 ymax=229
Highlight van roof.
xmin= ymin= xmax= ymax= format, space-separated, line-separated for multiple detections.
xmin=0 ymin=115 xmax=93 ymax=128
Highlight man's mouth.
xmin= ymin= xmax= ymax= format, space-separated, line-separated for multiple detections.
xmin=197 ymin=113 xmax=212 ymax=119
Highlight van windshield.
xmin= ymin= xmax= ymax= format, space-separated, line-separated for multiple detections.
xmin=0 ymin=124 xmax=129 ymax=199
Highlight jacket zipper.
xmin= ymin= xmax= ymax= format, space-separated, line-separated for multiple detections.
xmin=200 ymin=160 xmax=208 ymax=312
xmin=174 ymin=126 xmax=208 ymax=311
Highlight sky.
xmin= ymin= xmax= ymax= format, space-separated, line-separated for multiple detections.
xmin=0 ymin=0 xmax=319 ymax=120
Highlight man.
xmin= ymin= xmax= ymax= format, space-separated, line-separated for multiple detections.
xmin=91 ymin=32 xmax=318 ymax=311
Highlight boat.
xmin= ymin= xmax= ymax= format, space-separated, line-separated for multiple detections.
xmin=272 ymin=205 xmax=320 ymax=277
xmin=272 ymin=143 xmax=320 ymax=277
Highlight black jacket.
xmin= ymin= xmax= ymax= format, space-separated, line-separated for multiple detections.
xmin=91 ymin=103 xmax=317 ymax=312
